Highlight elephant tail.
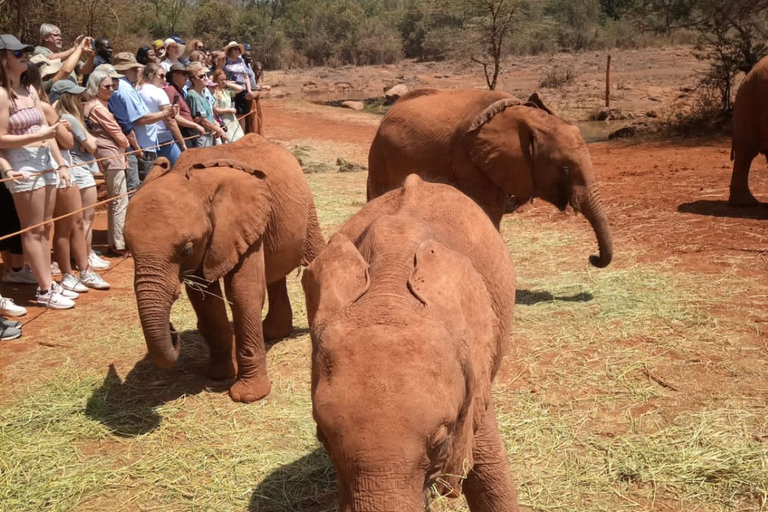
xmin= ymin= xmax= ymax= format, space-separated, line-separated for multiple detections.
xmin=301 ymin=201 xmax=325 ymax=266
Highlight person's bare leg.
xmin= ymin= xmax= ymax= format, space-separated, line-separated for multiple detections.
xmin=53 ymin=186 xmax=76 ymax=274
xmin=80 ymin=186 xmax=97 ymax=251
xmin=13 ymin=186 xmax=55 ymax=291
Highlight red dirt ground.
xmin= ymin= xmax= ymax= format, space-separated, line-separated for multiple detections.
xmin=2 ymin=97 xmax=767 ymax=412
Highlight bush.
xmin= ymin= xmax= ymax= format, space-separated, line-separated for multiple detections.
xmin=539 ymin=66 xmax=576 ymax=88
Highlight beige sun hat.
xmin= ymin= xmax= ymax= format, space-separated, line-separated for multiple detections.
xmin=30 ymin=54 xmax=64 ymax=79
xmin=164 ymin=37 xmax=186 ymax=55
xmin=222 ymin=41 xmax=244 ymax=56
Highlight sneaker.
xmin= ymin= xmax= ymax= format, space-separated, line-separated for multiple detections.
xmin=89 ymin=251 xmax=111 ymax=271
xmin=60 ymin=273 xmax=88 ymax=294
xmin=0 ymin=323 xmax=21 ymax=340
xmin=2 ymin=266 xmax=38 ymax=285
xmin=36 ymin=285 xmax=75 ymax=310
xmin=55 ymin=283 xmax=79 ymax=300
xmin=51 ymin=262 xmax=61 ymax=276
xmin=0 ymin=297 xmax=27 ymax=317
xmin=80 ymin=269 xmax=110 ymax=290
xmin=1 ymin=318 xmax=22 ymax=329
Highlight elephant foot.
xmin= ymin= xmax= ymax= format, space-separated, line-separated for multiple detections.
xmin=229 ymin=375 xmax=272 ymax=403
xmin=728 ymin=192 xmax=759 ymax=207
xmin=207 ymin=357 xmax=236 ymax=381
xmin=263 ymin=319 xmax=293 ymax=342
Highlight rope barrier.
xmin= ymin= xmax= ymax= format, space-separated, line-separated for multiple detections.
xmin=0 ymin=109 xmax=255 ymax=184
xmin=0 ymin=109 xmax=256 ymax=242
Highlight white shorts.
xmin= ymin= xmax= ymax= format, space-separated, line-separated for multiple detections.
xmin=4 ymin=146 xmax=59 ymax=194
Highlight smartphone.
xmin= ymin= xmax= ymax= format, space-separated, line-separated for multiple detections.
xmin=172 ymin=95 xmax=179 ymax=105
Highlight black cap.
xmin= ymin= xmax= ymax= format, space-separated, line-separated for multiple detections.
xmin=0 ymin=34 xmax=34 ymax=52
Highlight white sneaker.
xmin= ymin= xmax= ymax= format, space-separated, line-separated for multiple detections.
xmin=60 ymin=273 xmax=88 ymax=294
xmin=54 ymin=283 xmax=79 ymax=300
xmin=0 ymin=297 xmax=27 ymax=317
xmin=51 ymin=262 xmax=61 ymax=276
xmin=36 ymin=285 xmax=75 ymax=310
xmin=2 ymin=266 xmax=38 ymax=285
xmin=88 ymin=251 xmax=110 ymax=271
xmin=80 ymin=269 xmax=110 ymax=290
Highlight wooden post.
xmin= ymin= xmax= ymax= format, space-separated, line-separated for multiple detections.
xmin=605 ymin=54 xmax=612 ymax=108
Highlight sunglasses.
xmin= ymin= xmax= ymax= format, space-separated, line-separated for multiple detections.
xmin=100 ymin=83 xmax=117 ymax=90
xmin=156 ymin=73 xmax=166 ymax=79
xmin=194 ymin=73 xmax=207 ymax=79
xmin=11 ymin=49 xmax=30 ymax=58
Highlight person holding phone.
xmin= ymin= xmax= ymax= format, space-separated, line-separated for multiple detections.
xmin=138 ymin=63 xmax=184 ymax=166
xmin=0 ymin=34 xmax=76 ymax=309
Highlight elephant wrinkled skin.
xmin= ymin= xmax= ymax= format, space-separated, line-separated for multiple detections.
xmin=125 ymin=134 xmax=324 ymax=403
xmin=367 ymin=88 xmax=613 ymax=268
xmin=303 ymin=175 xmax=519 ymax=512
xmin=729 ymin=56 xmax=768 ymax=206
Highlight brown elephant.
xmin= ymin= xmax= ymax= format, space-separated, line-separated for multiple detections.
xmin=124 ymin=134 xmax=324 ymax=403
xmin=729 ymin=55 xmax=768 ymax=206
xmin=367 ymin=88 xmax=613 ymax=268
xmin=303 ymin=174 xmax=519 ymax=511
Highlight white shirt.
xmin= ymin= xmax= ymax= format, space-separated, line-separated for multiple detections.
xmin=138 ymin=83 xmax=172 ymax=142
xmin=160 ymin=59 xmax=173 ymax=72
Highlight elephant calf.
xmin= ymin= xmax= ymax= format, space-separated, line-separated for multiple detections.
xmin=303 ymin=174 xmax=519 ymax=511
xmin=368 ymin=88 xmax=612 ymax=268
xmin=125 ymin=134 xmax=324 ymax=403
xmin=729 ymin=55 xmax=768 ymax=206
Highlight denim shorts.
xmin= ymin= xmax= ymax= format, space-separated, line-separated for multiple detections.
xmin=4 ymin=146 xmax=59 ymax=194
xmin=67 ymin=162 xmax=97 ymax=190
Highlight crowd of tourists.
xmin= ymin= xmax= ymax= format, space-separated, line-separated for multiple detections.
xmin=0 ymin=25 xmax=266 ymax=340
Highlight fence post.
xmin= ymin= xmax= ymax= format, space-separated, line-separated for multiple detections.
xmin=605 ymin=54 xmax=612 ymax=108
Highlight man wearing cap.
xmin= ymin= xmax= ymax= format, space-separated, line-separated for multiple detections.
xmin=163 ymin=63 xmax=207 ymax=149
xmin=103 ymin=56 xmax=174 ymax=186
xmin=33 ymin=24 xmax=95 ymax=82
xmin=160 ymin=38 xmax=185 ymax=72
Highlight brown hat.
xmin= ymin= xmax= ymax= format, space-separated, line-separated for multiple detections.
xmin=168 ymin=62 xmax=188 ymax=74
xmin=113 ymin=52 xmax=142 ymax=71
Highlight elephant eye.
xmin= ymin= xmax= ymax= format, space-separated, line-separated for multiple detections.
xmin=560 ymin=166 xmax=570 ymax=177
xmin=181 ymin=242 xmax=194 ymax=257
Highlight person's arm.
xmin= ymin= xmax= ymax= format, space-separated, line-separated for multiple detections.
xmin=38 ymin=35 xmax=83 ymax=61
xmin=133 ymin=107 xmax=173 ymax=126
xmin=0 ymin=88 xmax=59 ymax=149
xmin=225 ymin=81 xmax=244 ymax=94
xmin=166 ymin=117 xmax=187 ymax=152
xmin=34 ymin=90 xmax=71 ymax=187
xmin=76 ymin=38 xmax=95 ymax=76
xmin=90 ymin=104 xmax=130 ymax=149
xmin=52 ymin=37 xmax=89 ymax=83
xmin=189 ymin=94 xmax=226 ymax=139
xmin=41 ymin=102 xmax=75 ymax=149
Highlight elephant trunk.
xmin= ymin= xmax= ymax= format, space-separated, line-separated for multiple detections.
xmin=574 ymin=182 xmax=613 ymax=268
xmin=340 ymin=468 xmax=426 ymax=512
xmin=134 ymin=263 xmax=181 ymax=369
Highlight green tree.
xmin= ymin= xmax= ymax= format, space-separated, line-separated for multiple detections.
xmin=193 ymin=0 xmax=237 ymax=43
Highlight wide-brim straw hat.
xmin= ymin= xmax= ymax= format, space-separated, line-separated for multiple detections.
xmin=164 ymin=37 xmax=186 ymax=55
xmin=223 ymin=41 xmax=244 ymax=56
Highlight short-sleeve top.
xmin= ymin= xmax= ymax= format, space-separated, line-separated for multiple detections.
xmin=60 ymin=113 xmax=97 ymax=174
xmin=84 ymin=99 xmax=129 ymax=172
xmin=108 ymin=78 xmax=157 ymax=150
xmin=186 ymin=89 xmax=214 ymax=125
xmin=139 ymin=83 xmax=173 ymax=143
xmin=223 ymin=57 xmax=249 ymax=88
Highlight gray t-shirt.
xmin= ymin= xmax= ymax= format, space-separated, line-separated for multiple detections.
xmin=61 ymin=113 xmax=97 ymax=174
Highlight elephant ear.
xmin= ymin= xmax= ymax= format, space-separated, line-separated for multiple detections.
xmin=526 ymin=91 xmax=557 ymax=116
xmin=142 ymin=157 xmax=174 ymax=185
xmin=466 ymin=99 xmax=537 ymax=205
xmin=193 ymin=164 xmax=271 ymax=281
xmin=302 ymin=232 xmax=370 ymax=326
xmin=408 ymin=239 xmax=496 ymax=492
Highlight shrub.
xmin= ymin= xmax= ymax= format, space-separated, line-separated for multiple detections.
xmin=539 ymin=66 xmax=576 ymax=88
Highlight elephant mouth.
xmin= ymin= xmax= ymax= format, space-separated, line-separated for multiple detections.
xmin=170 ymin=322 xmax=180 ymax=349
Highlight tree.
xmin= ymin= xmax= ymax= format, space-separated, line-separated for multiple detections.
xmin=463 ymin=0 xmax=526 ymax=89
xmin=691 ymin=0 xmax=768 ymax=111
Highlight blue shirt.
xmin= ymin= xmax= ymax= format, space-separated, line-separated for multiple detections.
xmin=108 ymin=78 xmax=158 ymax=150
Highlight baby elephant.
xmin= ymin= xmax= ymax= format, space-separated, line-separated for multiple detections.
xmin=303 ymin=174 xmax=519 ymax=511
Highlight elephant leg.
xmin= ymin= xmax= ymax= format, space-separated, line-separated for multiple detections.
xmin=729 ymin=148 xmax=759 ymax=206
xmin=224 ymin=245 xmax=271 ymax=403
xmin=463 ymin=403 xmax=519 ymax=512
xmin=185 ymin=279 xmax=235 ymax=381
xmin=263 ymin=277 xmax=293 ymax=341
